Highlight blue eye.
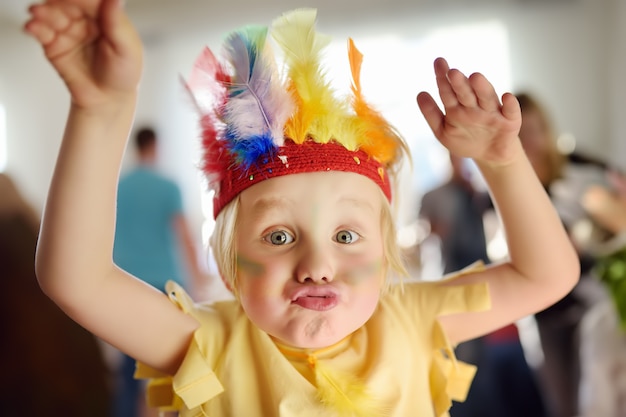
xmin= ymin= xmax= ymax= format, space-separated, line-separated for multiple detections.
xmin=335 ymin=230 xmax=359 ymax=244
xmin=266 ymin=230 xmax=295 ymax=245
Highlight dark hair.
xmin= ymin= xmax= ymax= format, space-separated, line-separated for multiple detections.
xmin=135 ymin=127 xmax=157 ymax=152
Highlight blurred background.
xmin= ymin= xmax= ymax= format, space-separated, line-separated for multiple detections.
xmin=1 ymin=0 xmax=626 ymax=416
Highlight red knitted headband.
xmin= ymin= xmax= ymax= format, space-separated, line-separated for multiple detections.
xmin=213 ymin=140 xmax=391 ymax=219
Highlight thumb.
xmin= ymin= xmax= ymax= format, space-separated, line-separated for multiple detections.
xmin=99 ymin=0 xmax=137 ymax=50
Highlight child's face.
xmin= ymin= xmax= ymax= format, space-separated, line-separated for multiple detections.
xmin=235 ymin=171 xmax=386 ymax=349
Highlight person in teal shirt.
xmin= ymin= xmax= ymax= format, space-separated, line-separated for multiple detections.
xmin=112 ymin=127 xmax=198 ymax=417
xmin=114 ymin=127 xmax=186 ymax=292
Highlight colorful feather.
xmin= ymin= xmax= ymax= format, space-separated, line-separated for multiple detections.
xmin=271 ymin=9 xmax=359 ymax=150
xmin=348 ymin=38 xmax=404 ymax=166
xmin=223 ymin=25 xmax=293 ymax=161
xmin=186 ymin=46 xmax=230 ymax=114
xmin=182 ymin=46 xmax=230 ymax=192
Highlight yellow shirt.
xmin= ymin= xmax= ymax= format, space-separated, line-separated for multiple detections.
xmin=137 ymin=265 xmax=490 ymax=417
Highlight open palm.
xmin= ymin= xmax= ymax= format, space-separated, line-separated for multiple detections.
xmin=417 ymin=57 xmax=522 ymax=167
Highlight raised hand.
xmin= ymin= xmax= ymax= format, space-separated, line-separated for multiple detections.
xmin=417 ymin=57 xmax=522 ymax=167
xmin=23 ymin=0 xmax=143 ymax=108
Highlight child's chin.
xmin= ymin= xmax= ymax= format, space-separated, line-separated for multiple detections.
xmin=276 ymin=327 xmax=346 ymax=349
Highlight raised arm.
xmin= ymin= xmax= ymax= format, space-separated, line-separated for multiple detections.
xmin=25 ymin=0 xmax=197 ymax=374
xmin=417 ymin=58 xmax=580 ymax=344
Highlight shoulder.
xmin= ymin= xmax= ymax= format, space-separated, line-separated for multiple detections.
xmin=381 ymin=263 xmax=491 ymax=319
xmin=165 ymin=282 xmax=242 ymax=345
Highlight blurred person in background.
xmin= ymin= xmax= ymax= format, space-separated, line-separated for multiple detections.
xmin=578 ymin=168 xmax=626 ymax=417
xmin=0 ymin=173 xmax=111 ymax=417
xmin=419 ymin=153 xmax=546 ymax=417
xmin=111 ymin=127 xmax=209 ymax=417
xmin=419 ymin=153 xmax=494 ymax=417
xmin=516 ymin=91 xmax=596 ymax=417
xmin=419 ymin=153 xmax=492 ymax=275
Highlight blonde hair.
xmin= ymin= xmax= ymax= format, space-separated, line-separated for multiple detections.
xmin=209 ymin=188 xmax=408 ymax=295
xmin=515 ymin=92 xmax=565 ymax=187
xmin=209 ymin=196 xmax=240 ymax=294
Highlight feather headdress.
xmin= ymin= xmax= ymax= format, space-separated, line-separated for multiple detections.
xmin=183 ymin=8 xmax=408 ymax=218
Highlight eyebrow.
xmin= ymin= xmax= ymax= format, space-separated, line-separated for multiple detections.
xmin=250 ymin=196 xmax=295 ymax=219
xmin=336 ymin=196 xmax=377 ymax=214
xmin=249 ymin=195 xmax=376 ymax=219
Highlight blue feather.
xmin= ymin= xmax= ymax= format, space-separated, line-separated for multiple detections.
xmin=226 ymin=132 xmax=277 ymax=170
xmin=222 ymin=24 xmax=294 ymax=160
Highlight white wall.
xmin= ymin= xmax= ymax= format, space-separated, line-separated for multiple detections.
xmin=0 ymin=0 xmax=620 ymax=234
xmin=0 ymin=26 xmax=69 ymax=216
xmin=608 ymin=0 xmax=626 ymax=170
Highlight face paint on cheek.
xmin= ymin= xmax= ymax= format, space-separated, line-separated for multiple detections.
xmin=236 ymin=255 xmax=266 ymax=277
xmin=340 ymin=257 xmax=384 ymax=285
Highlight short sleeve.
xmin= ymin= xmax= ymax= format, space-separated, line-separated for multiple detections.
xmin=135 ymin=281 xmax=225 ymax=416
xmin=405 ymin=262 xmax=492 ymax=416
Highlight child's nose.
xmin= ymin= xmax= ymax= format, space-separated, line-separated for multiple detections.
xmin=295 ymin=243 xmax=334 ymax=284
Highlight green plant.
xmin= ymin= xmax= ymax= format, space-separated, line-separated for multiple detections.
xmin=595 ymin=246 xmax=626 ymax=330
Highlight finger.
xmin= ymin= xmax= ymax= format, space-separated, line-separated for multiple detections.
xmin=28 ymin=3 xmax=72 ymax=33
xmin=501 ymin=93 xmax=522 ymax=122
xmin=448 ymin=68 xmax=478 ymax=108
xmin=50 ymin=0 xmax=101 ymax=19
xmin=469 ymin=72 xmax=501 ymax=112
xmin=44 ymin=1 xmax=85 ymax=20
xmin=25 ymin=2 xmax=87 ymax=48
xmin=44 ymin=16 xmax=95 ymax=61
xmin=433 ymin=57 xmax=459 ymax=108
xmin=23 ymin=19 xmax=57 ymax=45
xmin=417 ymin=91 xmax=444 ymax=139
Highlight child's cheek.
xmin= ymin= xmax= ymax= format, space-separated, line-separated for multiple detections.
xmin=236 ymin=255 xmax=266 ymax=278
xmin=236 ymin=255 xmax=283 ymax=296
xmin=339 ymin=256 xmax=384 ymax=285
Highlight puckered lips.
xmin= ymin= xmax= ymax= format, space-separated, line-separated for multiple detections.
xmin=290 ymin=286 xmax=339 ymax=311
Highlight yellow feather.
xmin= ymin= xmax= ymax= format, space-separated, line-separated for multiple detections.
xmin=271 ymin=9 xmax=359 ymax=149
xmin=314 ymin=360 xmax=389 ymax=416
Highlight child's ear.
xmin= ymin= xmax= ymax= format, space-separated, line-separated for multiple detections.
xmin=221 ymin=275 xmax=233 ymax=292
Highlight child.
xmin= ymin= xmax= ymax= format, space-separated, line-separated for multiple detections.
xmin=24 ymin=1 xmax=580 ymax=416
